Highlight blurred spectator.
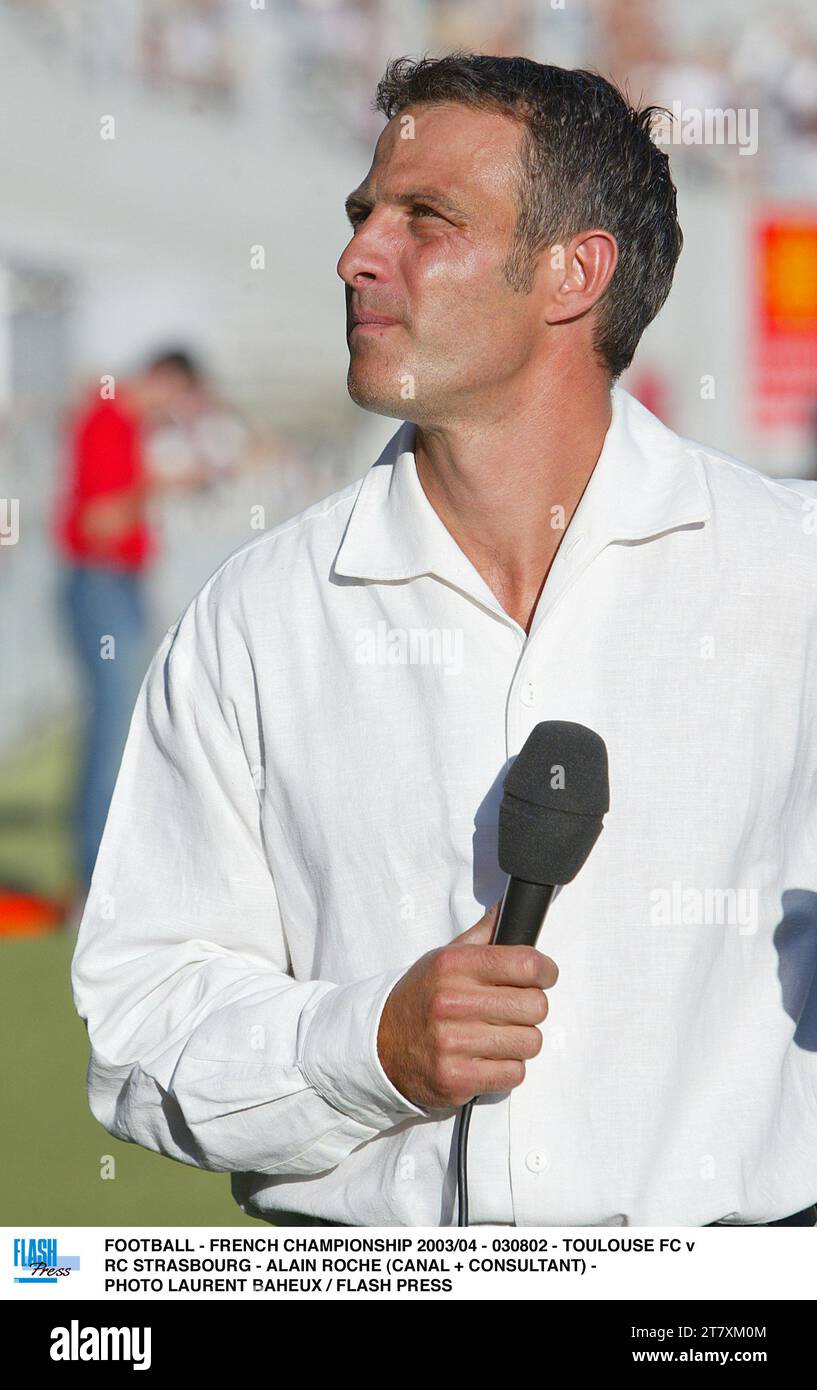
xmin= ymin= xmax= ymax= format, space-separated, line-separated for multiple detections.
xmin=148 ymin=383 xmax=256 ymax=486
xmin=51 ymin=349 xmax=210 ymax=907
xmin=284 ymin=0 xmax=393 ymax=146
xmin=5 ymin=0 xmax=236 ymax=106
xmin=430 ymin=0 xmax=533 ymax=54
xmin=144 ymin=0 xmax=236 ymax=107
xmin=5 ymin=0 xmax=143 ymax=84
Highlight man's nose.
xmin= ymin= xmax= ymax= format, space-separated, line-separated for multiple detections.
xmin=337 ymin=216 xmax=394 ymax=287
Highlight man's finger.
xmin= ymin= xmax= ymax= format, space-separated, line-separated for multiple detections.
xmin=451 ymin=942 xmax=557 ymax=989
xmin=454 ymin=898 xmax=502 ymax=946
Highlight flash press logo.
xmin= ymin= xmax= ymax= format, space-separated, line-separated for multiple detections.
xmin=13 ymin=1236 xmax=80 ymax=1284
xmin=50 ymin=1321 xmax=152 ymax=1372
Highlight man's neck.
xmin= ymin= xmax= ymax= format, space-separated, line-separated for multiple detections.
xmin=413 ymin=375 xmax=613 ymax=634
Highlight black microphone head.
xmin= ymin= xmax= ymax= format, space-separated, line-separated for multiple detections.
xmin=498 ymin=721 xmax=610 ymax=884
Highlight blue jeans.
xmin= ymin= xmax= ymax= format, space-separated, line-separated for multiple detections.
xmin=61 ymin=563 xmax=148 ymax=889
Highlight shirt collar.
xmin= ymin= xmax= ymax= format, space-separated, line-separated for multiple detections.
xmin=332 ymin=385 xmax=711 ymax=618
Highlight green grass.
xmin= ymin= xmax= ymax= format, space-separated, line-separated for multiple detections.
xmin=0 ymin=712 xmax=77 ymax=900
xmin=1 ymin=929 xmax=264 ymax=1225
xmin=0 ymin=719 xmax=264 ymax=1226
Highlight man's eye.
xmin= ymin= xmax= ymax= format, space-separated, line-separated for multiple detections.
xmin=347 ymin=204 xmax=441 ymax=230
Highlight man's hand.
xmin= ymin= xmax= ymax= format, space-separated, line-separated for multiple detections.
xmin=148 ymin=463 xmax=213 ymax=494
xmin=377 ymin=900 xmax=558 ymax=1110
xmin=78 ymin=469 xmax=212 ymax=551
xmin=78 ymin=488 xmax=144 ymax=547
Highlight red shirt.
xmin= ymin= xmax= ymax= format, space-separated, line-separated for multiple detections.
xmin=53 ymin=391 xmax=154 ymax=570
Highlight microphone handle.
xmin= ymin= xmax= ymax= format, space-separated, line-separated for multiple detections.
xmin=457 ymin=877 xmax=558 ymax=1224
xmin=492 ymin=877 xmax=557 ymax=947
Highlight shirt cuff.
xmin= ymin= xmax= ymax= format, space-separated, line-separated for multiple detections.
xmin=298 ymin=968 xmax=430 ymax=1130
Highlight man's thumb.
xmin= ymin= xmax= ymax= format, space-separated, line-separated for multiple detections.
xmin=455 ymin=897 xmax=503 ymax=945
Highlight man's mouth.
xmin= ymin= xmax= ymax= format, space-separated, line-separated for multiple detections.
xmin=349 ymin=309 xmax=402 ymax=332
xmin=350 ymin=322 xmax=400 ymax=335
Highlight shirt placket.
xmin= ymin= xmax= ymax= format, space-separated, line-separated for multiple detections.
xmin=434 ymin=526 xmax=611 ymax=1226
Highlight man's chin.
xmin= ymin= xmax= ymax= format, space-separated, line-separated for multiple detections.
xmin=346 ymin=374 xmax=413 ymax=422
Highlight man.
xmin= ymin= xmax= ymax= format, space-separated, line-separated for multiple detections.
xmin=71 ymin=56 xmax=817 ymax=1227
xmin=54 ymin=349 xmax=208 ymax=898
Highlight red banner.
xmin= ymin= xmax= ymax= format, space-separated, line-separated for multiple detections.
xmin=753 ymin=213 xmax=817 ymax=429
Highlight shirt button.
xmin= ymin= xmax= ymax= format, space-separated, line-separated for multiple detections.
xmin=525 ymin=1149 xmax=549 ymax=1174
xmin=519 ymin=681 xmax=536 ymax=707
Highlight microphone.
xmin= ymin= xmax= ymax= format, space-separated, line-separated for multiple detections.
xmin=492 ymin=720 xmax=610 ymax=948
xmin=455 ymin=720 xmax=610 ymax=1226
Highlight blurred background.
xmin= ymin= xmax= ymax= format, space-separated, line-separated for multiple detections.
xmin=2 ymin=0 xmax=816 ymax=1225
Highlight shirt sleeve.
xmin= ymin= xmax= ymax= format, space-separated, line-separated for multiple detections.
xmin=70 ymin=588 xmax=428 ymax=1178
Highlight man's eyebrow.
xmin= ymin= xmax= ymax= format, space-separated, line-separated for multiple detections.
xmin=344 ymin=187 xmax=468 ymax=221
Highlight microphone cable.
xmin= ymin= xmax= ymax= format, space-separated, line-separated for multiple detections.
xmin=456 ymin=1097 xmax=475 ymax=1227
xmin=451 ymin=720 xmax=610 ymax=1228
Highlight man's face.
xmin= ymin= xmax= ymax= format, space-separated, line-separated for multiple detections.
xmin=337 ymin=102 xmax=545 ymax=425
xmin=138 ymin=368 xmax=200 ymax=422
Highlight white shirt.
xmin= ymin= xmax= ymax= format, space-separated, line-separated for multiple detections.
xmin=71 ymin=384 xmax=817 ymax=1227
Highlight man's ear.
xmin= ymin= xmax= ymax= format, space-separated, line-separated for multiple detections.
xmin=545 ymin=228 xmax=618 ymax=325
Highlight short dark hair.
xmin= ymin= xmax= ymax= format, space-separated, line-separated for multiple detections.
xmin=373 ymin=53 xmax=683 ymax=381
xmin=144 ymin=348 xmax=203 ymax=383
